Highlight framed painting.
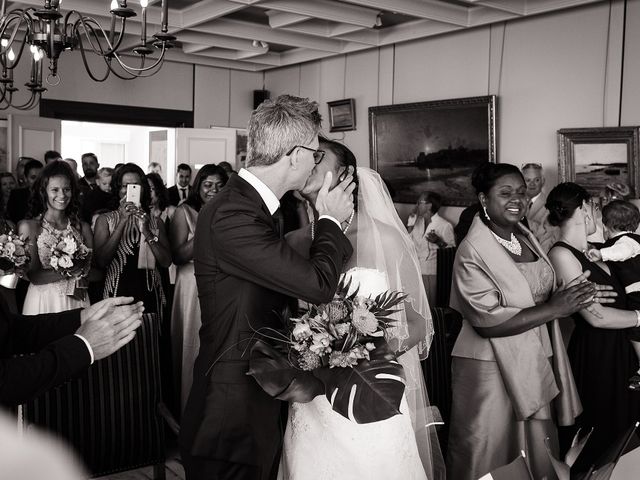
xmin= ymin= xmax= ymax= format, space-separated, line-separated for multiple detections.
xmin=235 ymin=128 xmax=248 ymax=171
xmin=557 ymin=127 xmax=640 ymax=199
xmin=327 ymin=98 xmax=356 ymax=132
xmin=369 ymin=95 xmax=496 ymax=206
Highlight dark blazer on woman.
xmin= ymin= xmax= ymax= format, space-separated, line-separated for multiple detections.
xmin=179 ymin=172 xmax=352 ymax=480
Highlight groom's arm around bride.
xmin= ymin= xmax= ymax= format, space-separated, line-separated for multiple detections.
xmin=179 ymin=94 xmax=355 ymax=480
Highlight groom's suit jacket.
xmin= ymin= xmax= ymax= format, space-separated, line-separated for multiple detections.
xmin=179 ymin=173 xmax=353 ymax=479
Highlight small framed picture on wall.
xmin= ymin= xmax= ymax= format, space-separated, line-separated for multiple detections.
xmin=327 ymin=99 xmax=356 ymax=132
xmin=557 ymin=126 xmax=640 ymax=199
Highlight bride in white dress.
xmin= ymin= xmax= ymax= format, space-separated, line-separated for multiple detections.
xmin=279 ymin=139 xmax=445 ymax=480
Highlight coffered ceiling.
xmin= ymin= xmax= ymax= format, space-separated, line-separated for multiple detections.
xmin=9 ymin=0 xmax=606 ymax=71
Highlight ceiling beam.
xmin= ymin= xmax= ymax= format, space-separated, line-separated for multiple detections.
xmin=265 ymin=10 xmax=310 ymax=29
xmin=162 ymin=48 xmax=263 ymax=71
xmin=178 ymin=31 xmax=269 ymax=54
xmin=258 ymin=0 xmax=380 ymax=28
xmin=340 ymin=0 xmax=470 ymax=27
xmin=378 ymin=19 xmax=463 ymax=45
xmin=190 ymin=18 xmax=347 ymax=53
xmin=468 ymin=6 xmax=520 ymax=26
xmin=179 ymin=0 xmax=245 ymax=29
xmin=457 ymin=0 xmax=526 ymax=15
xmin=523 ymin=0 xmax=605 ymax=14
xmin=331 ymin=28 xmax=379 ymax=45
xmin=274 ymin=19 xmax=374 ymax=43
xmin=188 ymin=46 xmax=281 ymax=66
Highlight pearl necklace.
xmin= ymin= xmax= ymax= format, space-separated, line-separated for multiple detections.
xmin=490 ymin=230 xmax=522 ymax=256
xmin=311 ymin=210 xmax=355 ymax=240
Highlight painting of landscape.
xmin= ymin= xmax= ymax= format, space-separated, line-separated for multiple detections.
xmin=557 ymin=127 xmax=640 ymax=200
xmin=573 ymin=143 xmax=628 ymax=196
xmin=369 ymin=96 xmax=496 ymax=206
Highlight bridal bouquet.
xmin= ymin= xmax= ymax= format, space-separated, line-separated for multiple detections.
xmin=248 ymin=278 xmax=409 ymax=424
xmin=0 ymin=231 xmax=30 ymax=275
xmin=39 ymin=230 xmax=91 ymax=278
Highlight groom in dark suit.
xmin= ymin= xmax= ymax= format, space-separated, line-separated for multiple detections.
xmin=179 ymin=95 xmax=355 ymax=480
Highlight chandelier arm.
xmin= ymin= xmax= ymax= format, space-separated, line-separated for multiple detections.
xmin=70 ymin=13 xmax=127 ymax=57
xmin=11 ymin=91 xmax=38 ymax=110
xmin=0 ymin=89 xmax=37 ymax=110
xmin=75 ymin=34 xmax=116 ymax=82
xmin=0 ymin=15 xmax=30 ymax=56
xmin=103 ymin=62 xmax=140 ymax=80
xmin=110 ymin=44 xmax=167 ymax=74
xmin=6 ymin=30 xmax=30 ymax=70
xmin=72 ymin=16 xmax=110 ymax=55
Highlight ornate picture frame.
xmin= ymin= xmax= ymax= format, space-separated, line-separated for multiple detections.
xmin=557 ymin=126 xmax=640 ymax=199
xmin=327 ymin=98 xmax=356 ymax=132
xmin=369 ymin=96 xmax=496 ymax=206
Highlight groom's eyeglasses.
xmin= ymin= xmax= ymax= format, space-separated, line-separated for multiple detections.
xmin=286 ymin=145 xmax=326 ymax=165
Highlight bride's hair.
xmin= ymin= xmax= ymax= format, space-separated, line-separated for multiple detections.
xmin=546 ymin=182 xmax=590 ymax=227
xmin=28 ymin=160 xmax=81 ymax=229
xmin=318 ymin=136 xmax=359 ymax=210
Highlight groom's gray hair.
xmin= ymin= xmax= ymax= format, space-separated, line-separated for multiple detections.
xmin=246 ymin=95 xmax=322 ymax=168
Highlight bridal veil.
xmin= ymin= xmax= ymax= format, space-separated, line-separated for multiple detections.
xmin=347 ymin=167 xmax=446 ymax=480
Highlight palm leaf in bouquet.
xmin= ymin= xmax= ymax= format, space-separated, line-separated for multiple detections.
xmin=313 ymin=338 xmax=406 ymax=424
xmin=247 ymin=339 xmax=324 ymax=402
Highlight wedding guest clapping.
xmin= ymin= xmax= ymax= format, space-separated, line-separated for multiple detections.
xmin=169 ymin=164 xmax=228 ymax=413
xmin=447 ymin=163 xmax=612 ymax=480
xmin=0 ymin=295 xmax=143 ymax=407
xmin=93 ymin=163 xmax=171 ymax=315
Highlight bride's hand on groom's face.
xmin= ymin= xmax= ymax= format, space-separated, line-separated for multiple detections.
xmin=315 ymin=168 xmax=356 ymax=223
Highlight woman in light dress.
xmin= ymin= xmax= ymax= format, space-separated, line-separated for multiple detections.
xmin=279 ymin=138 xmax=445 ymax=480
xmin=19 ymin=160 xmax=94 ymax=315
xmin=169 ymin=164 xmax=228 ymax=413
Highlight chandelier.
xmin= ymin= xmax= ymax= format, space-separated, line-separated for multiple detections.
xmin=0 ymin=0 xmax=176 ymax=110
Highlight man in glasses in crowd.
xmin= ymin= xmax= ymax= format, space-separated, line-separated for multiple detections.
xmin=522 ymin=162 xmax=558 ymax=252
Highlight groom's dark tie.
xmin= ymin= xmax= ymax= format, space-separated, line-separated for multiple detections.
xmin=272 ymin=208 xmax=284 ymax=238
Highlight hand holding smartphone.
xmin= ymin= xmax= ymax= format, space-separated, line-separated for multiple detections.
xmin=126 ymin=184 xmax=141 ymax=206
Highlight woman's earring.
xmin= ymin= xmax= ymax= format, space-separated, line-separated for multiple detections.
xmin=482 ymin=205 xmax=491 ymax=221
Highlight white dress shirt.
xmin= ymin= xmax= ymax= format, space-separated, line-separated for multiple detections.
xmin=238 ymin=168 xmax=340 ymax=227
xmin=74 ymin=334 xmax=94 ymax=364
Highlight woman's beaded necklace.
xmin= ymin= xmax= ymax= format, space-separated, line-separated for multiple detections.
xmin=490 ymin=230 xmax=522 ymax=256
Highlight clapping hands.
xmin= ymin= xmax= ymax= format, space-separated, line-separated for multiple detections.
xmin=77 ymin=296 xmax=145 ymax=361
xmin=551 ymin=270 xmax=616 ymax=319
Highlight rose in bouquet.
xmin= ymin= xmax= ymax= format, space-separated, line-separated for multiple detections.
xmin=0 ymin=231 xmax=30 ymax=276
xmin=248 ymin=278 xmax=409 ymax=424
xmin=44 ymin=232 xmax=92 ymax=278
